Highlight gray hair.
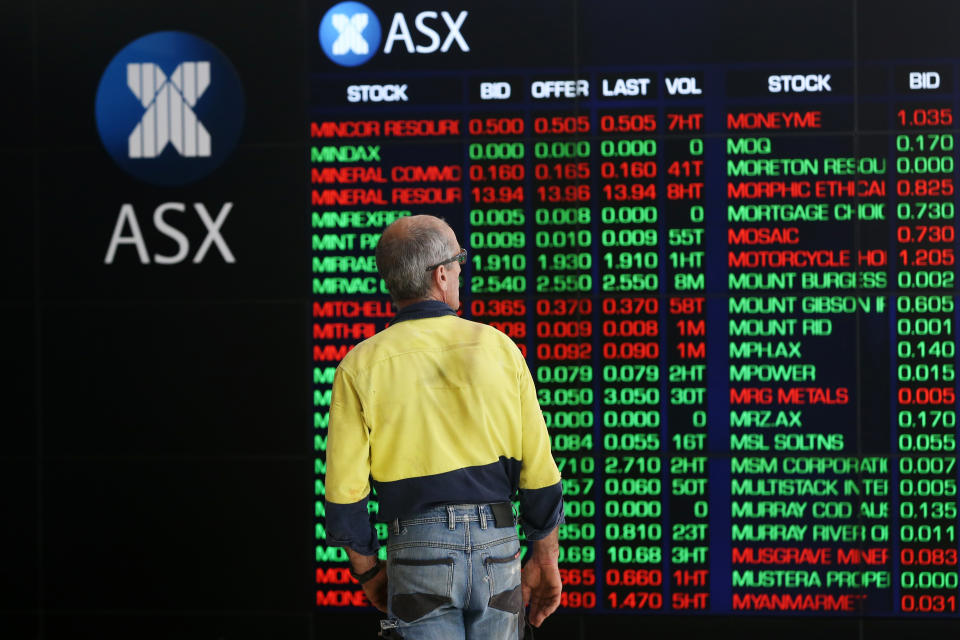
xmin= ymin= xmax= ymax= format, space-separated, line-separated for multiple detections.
xmin=376 ymin=217 xmax=453 ymax=301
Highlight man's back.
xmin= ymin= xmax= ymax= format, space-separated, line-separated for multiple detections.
xmin=327 ymin=313 xmax=559 ymax=526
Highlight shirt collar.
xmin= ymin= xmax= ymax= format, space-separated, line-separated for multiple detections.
xmin=391 ymin=300 xmax=458 ymax=324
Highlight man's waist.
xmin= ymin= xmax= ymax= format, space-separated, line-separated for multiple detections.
xmin=393 ymin=502 xmax=516 ymax=529
xmin=371 ymin=462 xmax=518 ymax=523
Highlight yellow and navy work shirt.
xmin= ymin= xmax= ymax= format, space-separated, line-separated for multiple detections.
xmin=324 ymin=300 xmax=563 ymax=555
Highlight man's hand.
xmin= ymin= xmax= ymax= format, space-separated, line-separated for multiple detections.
xmin=361 ymin=564 xmax=388 ymax=612
xmin=346 ymin=548 xmax=389 ymax=613
xmin=521 ymin=528 xmax=562 ymax=627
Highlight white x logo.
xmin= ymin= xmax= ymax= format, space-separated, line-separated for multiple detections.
xmin=126 ymin=61 xmax=212 ymax=159
xmin=331 ymin=13 xmax=369 ymax=55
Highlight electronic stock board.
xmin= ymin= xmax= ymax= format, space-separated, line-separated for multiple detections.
xmin=310 ymin=1 xmax=960 ymax=618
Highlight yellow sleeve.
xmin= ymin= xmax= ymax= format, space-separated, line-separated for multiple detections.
xmin=325 ymin=365 xmax=372 ymax=505
xmin=516 ymin=347 xmax=561 ymax=490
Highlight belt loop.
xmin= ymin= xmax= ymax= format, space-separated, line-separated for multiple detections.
xmin=479 ymin=505 xmax=488 ymax=530
xmin=447 ymin=505 xmax=456 ymax=530
xmin=392 ymin=517 xmax=400 ymax=535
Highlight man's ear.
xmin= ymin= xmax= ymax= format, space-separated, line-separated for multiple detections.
xmin=430 ymin=263 xmax=448 ymax=290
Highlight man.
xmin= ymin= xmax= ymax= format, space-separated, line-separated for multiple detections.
xmin=325 ymin=215 xmax=563 ymax=639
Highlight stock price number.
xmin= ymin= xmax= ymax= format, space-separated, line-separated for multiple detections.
xmin=472 ymin=185 xmax=523 ymax=203
xmin=896 ymin=107 xmax=953 ymax=127
xmin=471 ymin=274 xmax=526 ymax=293
xmin=537 ymin=274 xmax=593 ymax=293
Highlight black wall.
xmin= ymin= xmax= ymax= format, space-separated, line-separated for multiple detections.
xmin=4 ymin=2 xmax=960 ymax=639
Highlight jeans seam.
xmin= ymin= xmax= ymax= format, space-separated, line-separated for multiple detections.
xmin=464 ymin=522 xmax=473 ymax=604
xmin=397 ymin=516 xmax=448 ymax=526
xmin=471 ymin=535 xmax=518 ymax=551
xmin=388 ymin=541 xmax=470 ymax=552
xmin=389 ymin=534 xmax=517 ymax=552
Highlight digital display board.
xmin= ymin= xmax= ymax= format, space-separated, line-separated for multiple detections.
xmin=310 ymin=1 xmax=960 ymax=618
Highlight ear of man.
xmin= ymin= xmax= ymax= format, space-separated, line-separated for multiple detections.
xmin=432 ymin=262 xmax=451 ymax=305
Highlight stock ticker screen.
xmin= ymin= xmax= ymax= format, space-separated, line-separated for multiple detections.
xmin=309 ymin=1 xmax=960 ymax=618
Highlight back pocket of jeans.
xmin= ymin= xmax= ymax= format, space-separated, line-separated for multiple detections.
xmin=389 ymin=556 xmax=455 ymax=622
xmin=484 ymin=548 xmax=521 ymax=613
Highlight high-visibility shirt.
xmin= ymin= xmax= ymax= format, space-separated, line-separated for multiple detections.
xmin=324 ymin=301 xmax=563 ymax=554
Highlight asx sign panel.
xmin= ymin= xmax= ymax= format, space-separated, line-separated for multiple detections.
xmin=319 ymin=2 xmax=469 ymax=67
xmin=95 ymin=31 xmax=245 ymax=186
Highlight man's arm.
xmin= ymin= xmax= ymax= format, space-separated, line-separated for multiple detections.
xmin=521 ymin=526 xmax=562 ymax=627
xmin=346 ymin=548 xmax=388 ymax=613
xmin=512 ymin=345 xmax=564 ymax=626
xmin=326 ymin=365 xmax=379 ymax=551
xmin=326 ymin=365 xmax=384 ymax=596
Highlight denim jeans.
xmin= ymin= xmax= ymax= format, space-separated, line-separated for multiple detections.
xmin=384 ymin=504 xmax=523 ymax=640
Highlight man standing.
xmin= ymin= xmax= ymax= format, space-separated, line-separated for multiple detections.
xmin=325 ymin=215 xmax=564 ymax=638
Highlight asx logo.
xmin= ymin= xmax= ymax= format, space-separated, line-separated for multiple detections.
xmin=94 ymin=31 xmax=245 ymax=186
xmin=318 ymin=1 xmax=469 ymax=67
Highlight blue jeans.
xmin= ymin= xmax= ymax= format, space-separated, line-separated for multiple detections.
xmin=384 ymin=504 xmax=523 ymax=640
